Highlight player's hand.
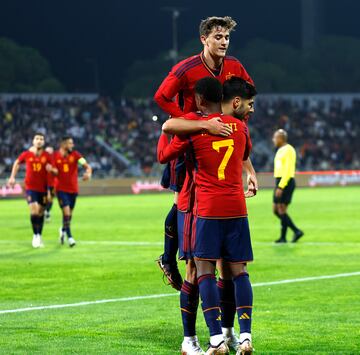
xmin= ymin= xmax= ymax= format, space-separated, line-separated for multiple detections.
xmin=245 ymin=174 xmax=258 ymax=198
xmin=45 ymin=163 xmax=53 ymax=172
xmin=275 ymin=187 xmax=283 ymax=198
xmin=206 ymin=117 xmax=232 ymax=137
xmin=7 ymin=177 xmax=16 ymax=188
xmin=82 ymin=172 xmax=91 ymax=181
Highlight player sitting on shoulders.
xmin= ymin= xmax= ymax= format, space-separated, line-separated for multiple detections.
xmin=53 ymin=136 xmax=92 ymax=247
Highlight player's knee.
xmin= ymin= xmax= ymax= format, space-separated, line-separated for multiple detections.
xmin=185 ymin=260 xmax=197 ymax=283
xmin=217 ymin=259 xmax=232 ymax=280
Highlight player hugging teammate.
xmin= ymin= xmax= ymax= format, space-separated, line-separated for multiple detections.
xmin=154 ymin=15 xmax=257 ymax=355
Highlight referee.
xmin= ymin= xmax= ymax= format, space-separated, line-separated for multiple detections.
xmin=272 ymin=129 xmax=304 ymax=243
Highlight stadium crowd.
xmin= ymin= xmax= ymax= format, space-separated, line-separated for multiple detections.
xmin=0 ymin=95 xmax=359 ymax=178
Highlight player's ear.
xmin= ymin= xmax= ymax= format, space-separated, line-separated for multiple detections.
xmin=200 ymin=35 xmax=207 ymax=46
xmin=233 ymin=97 xmax=241 ymax=109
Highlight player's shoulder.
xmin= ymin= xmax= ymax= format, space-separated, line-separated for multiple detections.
xmin=183 ymin=111 xmax=202 ymax=120
xmin=173 ymin=54 xmax=202 ymax=79
xmin=287 ymin=144 xmax=296 ymax=153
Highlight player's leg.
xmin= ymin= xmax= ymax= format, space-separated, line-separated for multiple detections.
xmin=37 ymin=194 xmax=46 ymax=247
xmin=217 ymin=260 xmax=239 ymax=351
xmin=27 ymin=191 xmax=43 ymax=248
xmin=157 ymin=196 xmax=182 ymax=290
xmin=180 ymin=259 xmax=204 ymax=355
xmin=45 ymin=187 xmax=54 ymax=222
xmin=228 ymin=263 xmax=253 ymax=355
xmin=193 ymin=218 xmax=228 ymax=353
xmin=223 ymin=218 xmax=254 ymax=354
xmin=58 ymin=192 xmax=76 ymax=247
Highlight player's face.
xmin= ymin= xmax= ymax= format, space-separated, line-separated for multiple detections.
xmin=201 ymin=27 xmax=230 ymax=58
xmin=232 ymin=97 xmax=255 ymax=119
xmin=32 ymin=135 xmax=45 ymax=149
xmin=64 ymin=139 xmax=75 ymax=152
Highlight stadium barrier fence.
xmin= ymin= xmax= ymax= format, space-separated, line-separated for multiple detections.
xmin=0 ymin=170 xmax=359 ymax=198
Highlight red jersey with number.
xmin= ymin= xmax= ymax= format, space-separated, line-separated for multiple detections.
xmin=53 ymin=150 xmax=83 ymax=193
xmin=157 ymin=115 xmax=252 ymax=218
xmin=17 ymin=150 xmax=53 ymax=192
xmin=154 ymin=52 xmax=253 ymax=117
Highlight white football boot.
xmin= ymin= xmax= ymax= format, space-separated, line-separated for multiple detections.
xmin=68 ymin=237 xmax=76 ymax=248
xmin=59 ymin=227 xmax=65 ymax=245
xmin=38 ymin=235 xmax=45 ymax=248
xmin=181 ymin=336 xmax=205 ymax=355
xmin=32 ymin=234 xmax=40 ymax=248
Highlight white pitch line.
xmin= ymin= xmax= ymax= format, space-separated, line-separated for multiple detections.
xmin=0 ymin=271 xmax=359 ymax=315
xmin=0 ymin=240 xmax=359 ymax=247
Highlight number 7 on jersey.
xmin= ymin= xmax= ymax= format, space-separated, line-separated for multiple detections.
xmin=212 ymin=139 xmax=234 ymax=181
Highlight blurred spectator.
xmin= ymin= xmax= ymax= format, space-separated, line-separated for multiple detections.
xmin=0 ymin=96 xmax=359 ymax=179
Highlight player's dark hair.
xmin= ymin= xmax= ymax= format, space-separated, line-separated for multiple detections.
xmin=199 ymin=16 xmax=237 ymax=37
xmin=34 ymin=132 xmax=45 ymax=139
xmin=223 ymin=77 xmax=257 ymax=101
xmin=195 ymin=77 xmax=223 ymax=103
xmin=61 ymin=136 xmax=73 ymax=143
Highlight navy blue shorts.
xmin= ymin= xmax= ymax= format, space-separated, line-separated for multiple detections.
xmin=26 ymin=190 xmax=47 ymax=206
xmin=57 ymin=191 xmax=78 ymax=209
xmin=177 ymin=211 xmax=194 ymax=260
xmin=193 ymin=217 xmax=253 ymax=263
xmin=161 ymin=157 xmax=186 ymax=192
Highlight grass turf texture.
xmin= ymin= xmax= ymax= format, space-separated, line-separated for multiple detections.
xmin=0 ymin=186 xmax=359 ymax=354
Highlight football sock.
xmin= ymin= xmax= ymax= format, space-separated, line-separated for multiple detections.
xmin=63 ymin=215 xmax=73 ymax=239
xmin=217 ymin=278 xmax=236 ymax=329
xmin=46 ymin=201 xmax=53 ymax=213
xmin=163 ymin=204 xmax=178 ymax=264
xmin=284 ymin=213 xmax=299 ymax=232
xmin=180 ymin=280 xmax=199 ymax=337
xmin=38 ymin=214 xmax=44 ymax=235
xmin=198 ymin=274 xmax=222 ymax=336
xmin=280 ymin=214 xmax=288 ymax=239
xmin=233 ymin=272 xmax=253 ymax=335
xmin=30 ymin=214 xmax=38 ymax=234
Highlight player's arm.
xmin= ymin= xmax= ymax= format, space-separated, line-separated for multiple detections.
xmin=157 ymin=134 xmax=189 ymax=164
xmin=154 ymin=70 xmax=185 ymax=117
xmin=243 ymin=158 xmax=258 ymax=198
xmin=277 ymin=151 xmax=294 ymax=190
xmin=78 ymin=157 xmax=92 ymax=181
xmin=7 ymin=159 xmax=21 ymax=187
xmin=162 ymin=117 xmax=232 ymax=137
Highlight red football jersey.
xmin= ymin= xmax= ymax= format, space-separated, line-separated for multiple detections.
xmin=17 ymin=150 xmax=53 ymax=192
xmin=157 ymin=114 xmax=252 ymax=218
xmin=157 ymin=112 xmax=201 ymax=212
xmin=53 ymin=150 xmax=83 ymax=193
xmin=154 ymin=52 xmax=253 ymax=117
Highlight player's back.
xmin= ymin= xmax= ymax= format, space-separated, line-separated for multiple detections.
xmin=190 ymin=115 xmax=251 ymax=218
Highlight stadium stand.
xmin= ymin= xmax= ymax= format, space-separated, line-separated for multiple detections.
xmin=0 ymin=95 xmax=359 ymax=179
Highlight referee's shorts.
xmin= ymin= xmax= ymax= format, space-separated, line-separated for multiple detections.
xmin=273 ymin=178 xmax=295 ymax=205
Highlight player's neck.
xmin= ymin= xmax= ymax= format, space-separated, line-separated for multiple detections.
xmin=202 ymin=50 xmax=223 ymax=69
xmin=31 ymin=147 xmax=43 ymax=156
xmin=60 ymin=148 xmax=68 ymax=156
xmin=201 ymin=103 xmax=222 ymax=115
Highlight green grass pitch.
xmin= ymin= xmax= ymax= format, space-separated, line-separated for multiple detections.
xmin=0 ymin=186 xmax=359 ymax=354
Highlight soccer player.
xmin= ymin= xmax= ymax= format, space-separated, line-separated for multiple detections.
xmin=53 ymin=136 xmax=92 ymax=247
xmin=45 ymin=146 xmax=56 ymax=222
xmin=7 ymin=133 xmax=57 ymax=248
xmin=272 ymin=129 xmax=304 ymax=243
xmin=154 ymin=17 xmax=257 ymax=346
xmin=158 ymin=77 xmax=257 ymax=355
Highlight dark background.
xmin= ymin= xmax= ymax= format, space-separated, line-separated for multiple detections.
xmin=1 ymin=0 xmax=359 ymax=93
